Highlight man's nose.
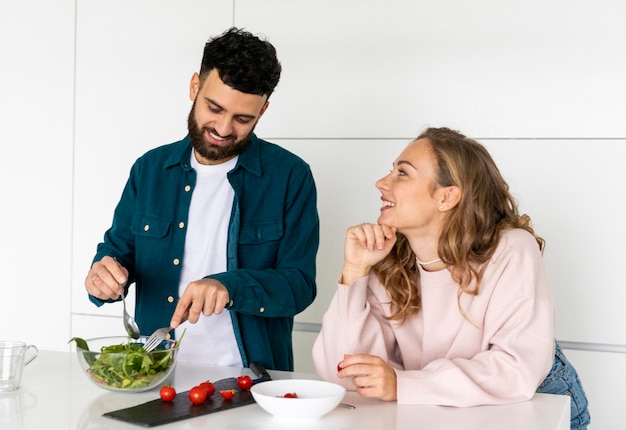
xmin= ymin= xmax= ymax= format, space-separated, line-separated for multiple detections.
xmin=213 ymin=117 xmax=234 ymax=137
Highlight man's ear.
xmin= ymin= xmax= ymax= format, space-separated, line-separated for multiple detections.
xmin=189 ymin=73 xmax=200 ymax=101
xmin=258 ymin=101 xmax=270 ymax=119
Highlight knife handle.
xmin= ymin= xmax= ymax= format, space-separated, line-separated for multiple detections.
xmin=250 ymin=362 xmax=271 ymax=382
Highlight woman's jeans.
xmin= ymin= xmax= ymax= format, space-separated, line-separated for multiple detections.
xmin=536 ymin=340 xmax=590 ymax=430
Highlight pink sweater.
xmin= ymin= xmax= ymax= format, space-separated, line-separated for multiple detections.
xmin=312 ymin=229 xmax=555 ymax=406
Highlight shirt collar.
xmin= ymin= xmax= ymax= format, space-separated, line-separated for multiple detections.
xmin=165 ymin=134 xmax=262 ymax=176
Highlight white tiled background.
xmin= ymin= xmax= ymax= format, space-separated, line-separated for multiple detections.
xmin=2 ymin=1 xmax=625 ymax=427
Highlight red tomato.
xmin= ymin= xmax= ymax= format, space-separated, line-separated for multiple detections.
xmin=189 ymin=386 xmax=208 ymax=405
xmin=220 ymin=389 xmax=236 ymax=400
xmin=283 ymin=392 xmax=298 ymax=398
xmin=237 ymin=375 xmax=253 ymax=390
xmin=199 ymin=381 xmax=215 ymax=397
xmin=159 ymin=385 xmax=176 ymax=402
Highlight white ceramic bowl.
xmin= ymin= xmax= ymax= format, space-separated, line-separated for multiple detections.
xmin=74 ymin=336 xmax=178 ymax=392
xmin=251 ymin=379 xmax=346 ymax=420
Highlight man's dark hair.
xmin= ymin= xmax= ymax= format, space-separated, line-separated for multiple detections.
xmin=200 ymin=27 xmax=282 ymax=98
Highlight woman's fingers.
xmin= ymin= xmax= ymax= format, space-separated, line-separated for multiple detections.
xmin=348 ymin=223 xmax=395 ymax=251
xmin=340 ymin=354 xmax=397 ymax=401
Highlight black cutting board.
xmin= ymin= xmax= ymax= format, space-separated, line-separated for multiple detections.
xmin=103 ymin=363 xmax=271 ymax=427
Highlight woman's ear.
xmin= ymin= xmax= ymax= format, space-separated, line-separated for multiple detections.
xmin=440 ymin=186 xmax=462 ymax=210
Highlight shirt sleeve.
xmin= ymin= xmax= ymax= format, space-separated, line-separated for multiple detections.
xmin=210 ymin=158 xmax=319 ymax=318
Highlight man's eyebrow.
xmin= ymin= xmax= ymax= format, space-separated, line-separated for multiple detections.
xmin=205 ymin=97 xmax=257 ymax=120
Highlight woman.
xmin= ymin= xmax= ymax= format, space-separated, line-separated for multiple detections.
xmin=312 ymin=127 xmax=590 ymax=429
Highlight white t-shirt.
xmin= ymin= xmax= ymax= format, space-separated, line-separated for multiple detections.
xmin=174 ymin=152 xmax=242 ymax=366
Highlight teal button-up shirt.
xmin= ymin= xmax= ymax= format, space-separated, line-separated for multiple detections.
xmin=89 ymin=134 xmax=319 ymax=371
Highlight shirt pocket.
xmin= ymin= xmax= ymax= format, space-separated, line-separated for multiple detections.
xmin=131 ymin=214 xmax=171 ymax=238
xmin=238 ymin=222 xmax=283 ymax=268
xmin=239 ymin=221 xmax=283 ymax=244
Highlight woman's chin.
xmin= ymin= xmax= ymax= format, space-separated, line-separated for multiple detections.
xmin=377 ymin=214 xmax=393 ymax=227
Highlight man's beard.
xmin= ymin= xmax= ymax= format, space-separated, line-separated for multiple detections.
xmin=187 ymin=102 xmax=254 ymax=162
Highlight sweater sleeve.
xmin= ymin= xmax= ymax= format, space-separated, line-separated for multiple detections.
xmin=312 ymin=273 xmax=400 ymax=390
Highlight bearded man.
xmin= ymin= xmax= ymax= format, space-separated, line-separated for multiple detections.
xmin=85 ymin=27 xmax=319 ymax=371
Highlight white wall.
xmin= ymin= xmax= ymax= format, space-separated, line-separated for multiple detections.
xmin=1 ymin=1 xmax=625 ymax=427
xmin=0 ymin=0 xmax=75 ymax=348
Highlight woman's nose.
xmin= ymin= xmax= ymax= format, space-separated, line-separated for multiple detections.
xmin=375 ymin=174 xmax=389 ymax=191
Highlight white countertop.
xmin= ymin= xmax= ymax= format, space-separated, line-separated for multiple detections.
xmin=1 ymin=350 xmax=570 ymax=430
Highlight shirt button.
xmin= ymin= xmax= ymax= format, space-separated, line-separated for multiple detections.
xmin=143 ymin=224 xmax=150 ymax=231
xmin=167 ymin=296 xmax=174 ymax=303
xmin=184 ymin=185 xmax=191 ymax=192
xmin=173 ymin=258 xmax=180 ymax=265
xmin=259 ymin=307 xmax=265 ymax=313
xmin=179 ymin=221 xmax=185 ymax=229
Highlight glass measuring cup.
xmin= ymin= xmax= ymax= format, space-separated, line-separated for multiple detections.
xmin=0 ymin=341 xmax=38 ymax=391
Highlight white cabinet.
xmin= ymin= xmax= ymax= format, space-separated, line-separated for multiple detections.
xmin=240 ymin=0 xmax=626 ymax=139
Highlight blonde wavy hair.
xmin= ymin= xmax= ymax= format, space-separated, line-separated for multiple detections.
xmin=373 ymin=127 xmax=544 ymax=322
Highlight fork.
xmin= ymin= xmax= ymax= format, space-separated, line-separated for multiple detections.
xmin=143 ymin=314 xmax=188 ymax=353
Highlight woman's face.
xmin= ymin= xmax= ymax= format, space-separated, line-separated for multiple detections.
xmin=376 ymin=138 xmax=447 ymax=236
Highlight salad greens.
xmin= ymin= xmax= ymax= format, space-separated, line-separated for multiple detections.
xmin=69 ymin=334 xmax=184 ymax=390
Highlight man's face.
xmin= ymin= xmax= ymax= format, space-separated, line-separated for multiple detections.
xmin=187 ymin=69 xmax=269 ymax=165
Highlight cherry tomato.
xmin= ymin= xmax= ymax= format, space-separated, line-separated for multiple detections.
xmin=159 ymin=385 xmax=176 ymax=402
xmin=237 ymin=375 xmax=253 ymax=390
xmin=220 ymin=389 xmax=236 ymax=400
xmin=283 ymin=392 xmax=298 ymax=398
xmin=337 ymin=363 xmax=343 ymax=372
xmin=199 ymin=381 xmax=215 ymax=397
xmin=189 ymin=386 xmax=208 ymax=405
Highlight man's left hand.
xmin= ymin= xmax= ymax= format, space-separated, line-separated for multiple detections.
xmin=170 ymin=278 xmax=230 ymax=328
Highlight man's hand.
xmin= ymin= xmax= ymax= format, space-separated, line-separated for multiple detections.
xmin=170 ymin=278 xmax=230 ymax=328
xmin=85 ymin=256 xmax=129 ymax=300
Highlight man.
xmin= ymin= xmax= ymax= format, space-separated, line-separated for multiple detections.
xmin=85 ymin=27 xmax=319 ymax=371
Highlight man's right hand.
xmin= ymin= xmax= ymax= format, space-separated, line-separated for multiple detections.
xmin=85 ymin=256 xmax=129 ymax=300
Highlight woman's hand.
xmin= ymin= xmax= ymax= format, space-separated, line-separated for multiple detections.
xmin=341 ymin=223 xmax=397 ymax=284
xmin=337 ymin=353 xmax=398 ymax=401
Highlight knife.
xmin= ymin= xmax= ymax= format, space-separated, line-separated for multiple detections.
xmin=249 ymin=361 xmax=272 ymax=384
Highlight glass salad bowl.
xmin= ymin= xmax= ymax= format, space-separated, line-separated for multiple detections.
xmin=71 ymin=335 xmax=179 ymax=392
